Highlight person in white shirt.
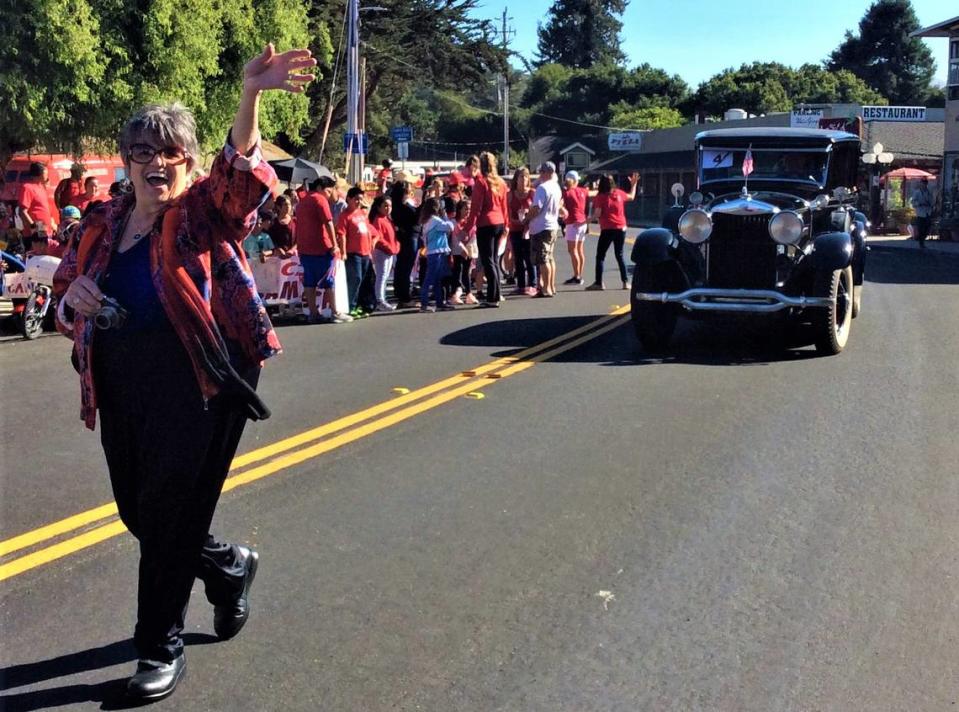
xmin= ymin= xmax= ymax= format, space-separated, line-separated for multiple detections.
xmin=910 ymin=178 xmax=934 ymax=249
xmin=526 ymin=162 xmax=562 ymax=297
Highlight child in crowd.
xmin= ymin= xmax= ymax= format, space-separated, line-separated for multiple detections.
xmin=369 ymin=195 xmax=399 ymax=311
xmin=268 ymin=195 xmax=296 ymax=257
xmin=448 ymin=201 xmax=477 ymax=305
xmin=56 ymin=206 xmax=82 ymax=254
xmin=418 ymin=197 xmax=455 ymax=312
xmin=242 ymin=211 xmax=275 ymax=262
xmin=337 ymin=186 xmax=375 ymax=317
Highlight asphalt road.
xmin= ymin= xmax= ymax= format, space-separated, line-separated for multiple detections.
xmin=1 ymin=238 xmax=958 ymax=711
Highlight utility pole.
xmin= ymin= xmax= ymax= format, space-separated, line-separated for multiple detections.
xmin=345 ymin=0 xmax=363 ymax=184
xmin=500 ymin=9 xmax=512 ymax=175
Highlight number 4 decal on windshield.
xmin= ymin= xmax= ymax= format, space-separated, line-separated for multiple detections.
xmin=703 ymin=150 xmax=734 ymax=168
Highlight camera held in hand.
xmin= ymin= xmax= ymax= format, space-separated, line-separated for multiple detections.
xmin=94 ymin=296 xmax=129 ymax=330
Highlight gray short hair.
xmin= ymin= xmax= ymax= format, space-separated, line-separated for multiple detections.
xmin=118 ymin=102 xmax=199 ymax=169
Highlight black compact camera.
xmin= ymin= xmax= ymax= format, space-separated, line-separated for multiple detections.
xmin=94 ymin=296 xmax=129 ymax=330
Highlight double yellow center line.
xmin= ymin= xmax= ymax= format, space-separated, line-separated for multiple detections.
xmin=0 ymin=306 xmax=630 ymax=582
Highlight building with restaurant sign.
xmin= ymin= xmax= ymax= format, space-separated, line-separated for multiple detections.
xmin=913 ymin=14 xmax=959 ymax=240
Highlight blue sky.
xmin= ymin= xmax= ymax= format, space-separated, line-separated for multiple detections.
xmin=471 ymin=0 xmax=954 ymax=90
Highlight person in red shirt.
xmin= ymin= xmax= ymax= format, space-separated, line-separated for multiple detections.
xmin=72 ymin=176 xmax=102 ymax=214
xmin=507 ymin=167 xmax=536 ymax=295
xmin=369 ymin=194 xmax=399 ymax=311
xmin=376 ymin=159 xmax=393 ymax=195
xmin=463 ymin=151 xmax=509 ymax=307
xmin=16 ymin=162 xmax=56 ymax=237
xmin=560 ymin=170 xmax=590 ymax=285
xmin=336 ymin=186 xmax=375 ymax=315
xmin=459 ymin=155 xmax=478 ymax=191
xmin=295 ymin=176 xmax=349 ymax=322
xmin=54 ymin=164 xmax=84 ymax=210
xmin=587 ymin=172 xmax=639 ymax=291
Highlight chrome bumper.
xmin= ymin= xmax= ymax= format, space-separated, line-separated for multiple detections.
xmin=633 ymin=288 xmax=832 ymax=313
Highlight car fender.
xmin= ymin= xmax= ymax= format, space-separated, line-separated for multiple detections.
xmin=811 ymin=231 xmax=853 ymax=272
xmin=630 ymin=227 xmax=676 ymax=267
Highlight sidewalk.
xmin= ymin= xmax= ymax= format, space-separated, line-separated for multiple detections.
xmin=867 ymin=234 xmax=959 ymax=254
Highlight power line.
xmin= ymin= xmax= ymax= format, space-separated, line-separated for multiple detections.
xmin=411 ymin=138 xmax=526 ymax=147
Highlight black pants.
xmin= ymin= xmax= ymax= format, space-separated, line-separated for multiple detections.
xmin=393 ymin=232 xmax=417 ymax=302
xmin=477 ymin=224 xmax=505 ymax=303
xmin=345 ymin=253 xmax=372 ymax=311
xmin=509 ymin=231 xmax=535 ymax=290
xmin=915 ymin=215 xmax=931 ymax=244
xmin=94 ymin=329 xmax=256 ymax=662
xmin=595 ymin=228 xmax=627 ymax=285
xmin=449 ymin=255 xmax=472 ymax=294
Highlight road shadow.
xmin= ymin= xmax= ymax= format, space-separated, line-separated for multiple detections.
xmin=441 ymin=315 xmax=821 ymax=367
xmin=866 ymin=245 xmax=959 ymax=285
xmin=605 ymin=318 xmax=821 ymax=367
xmin=440 ymin=315 xmax=600 ymax=357
xmin=0 ymin=633 xmax=216 ymax=711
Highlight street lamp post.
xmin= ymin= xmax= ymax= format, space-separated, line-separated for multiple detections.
xmin=862 ymin=142 xmax=894 ymax=231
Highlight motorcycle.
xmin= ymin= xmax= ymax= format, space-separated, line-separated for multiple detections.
xmin=1 ymin=250 xmax=61 ymax=339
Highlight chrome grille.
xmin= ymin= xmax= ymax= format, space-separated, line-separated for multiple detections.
xmin=707 ymin=213 xmax=776 ymax=289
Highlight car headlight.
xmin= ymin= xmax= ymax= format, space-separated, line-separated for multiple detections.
xmin=678 ymin=209 xmax=712 ymax=243
xmin=768 ymin=211 xmax=803 ymax=246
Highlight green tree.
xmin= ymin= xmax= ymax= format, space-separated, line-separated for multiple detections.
xmin=694 ymin=62 xmax=887 ymax=118
xmin=0 ymin=0 xmax=325 ymax=164
xmin=519 ymin=62 xmax=689 ymax=134
xmin=535 ymin=0 xmax=628 ymax=68
xmin=305 ymin=0 xmax=506 ymax=163
xmin=0 ymin=0 xmax=107 ymax=163
xmin=609 ymin=104 xmax=683 ymax=130
xmin=826 ymin=0 xmax=935 ymax=105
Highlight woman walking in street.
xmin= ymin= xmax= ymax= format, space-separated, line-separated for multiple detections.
xmin=587 ymin=172 xmax=639 ymax=291
xmin=463 ymin=151 xmax=508 ymax=307
xmin=52 ymin=43 xmax=315 ymax=701
xmin=507 ymin=167 xmax=536 ymax=296
xmin=369 ymin=195 xmax=399 ymax=311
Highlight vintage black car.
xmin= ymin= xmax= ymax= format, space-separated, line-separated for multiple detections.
xmin=630 ymin=127 xmax=868 ymax=355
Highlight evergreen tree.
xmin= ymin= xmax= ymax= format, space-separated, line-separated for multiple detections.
xmin=826 ymin=0 xmax=936 ymax=105
xmin=535 ymin=0 xmax=628 ymax=69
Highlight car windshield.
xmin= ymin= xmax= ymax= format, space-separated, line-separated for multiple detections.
xmin=700 ymin=148 xmax=829 ymax=185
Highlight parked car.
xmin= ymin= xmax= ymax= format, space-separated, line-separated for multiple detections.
xmin=630 ymin=127 xmax=868 ymax=355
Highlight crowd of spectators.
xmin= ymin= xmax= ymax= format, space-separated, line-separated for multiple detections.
xmin=2 ymin=153 xmax=640 ymax=320
xmin=256 ymin=152 xmax=641 ymax=322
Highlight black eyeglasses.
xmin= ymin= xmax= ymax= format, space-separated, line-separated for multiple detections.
xmin=127 ymin=144 xmax=189 ymax=165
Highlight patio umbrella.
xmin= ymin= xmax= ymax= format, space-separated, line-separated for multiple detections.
xmin=879 ymin=167 xmax=936 ymax=184
xmin=269 ymin=157 xmax=332 ymax=185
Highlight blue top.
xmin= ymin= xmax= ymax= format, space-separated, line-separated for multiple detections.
xmin=422 ymin=216 xmax=453 ymax=254
xmin=242 ymin=231 xmax=275 ymax=258
xmin=101 ymin=237 xmax=170 ymax=331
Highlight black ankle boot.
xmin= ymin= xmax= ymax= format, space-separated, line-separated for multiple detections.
xmin=214 ymin=546 xmax=259 ymax=640
xmin=126 ymin=654 xmax=186 ymax=700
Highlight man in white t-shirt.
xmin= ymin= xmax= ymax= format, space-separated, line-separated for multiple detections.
xmin=527 ymin=162 xmax=562 ymax=297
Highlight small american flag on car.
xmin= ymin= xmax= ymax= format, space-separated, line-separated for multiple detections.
xmin=742 ymin=146 xmax=754 ymax=177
